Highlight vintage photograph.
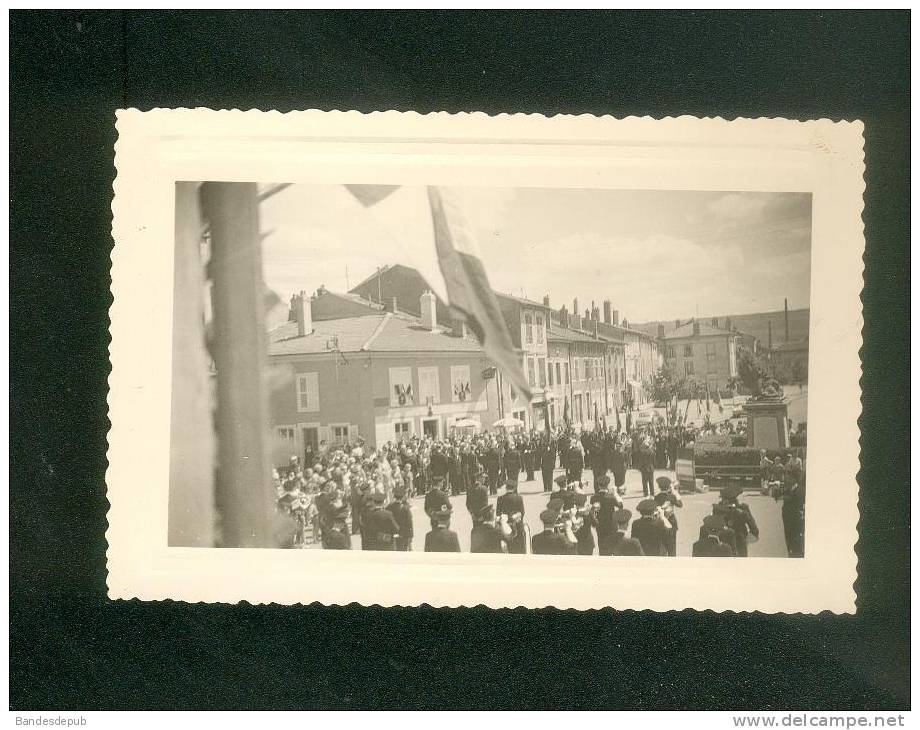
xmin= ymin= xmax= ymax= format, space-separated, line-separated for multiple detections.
xmin=171 ymin=181 xmax=810 ymax=560
xmin=109 ymin=110 xmax=862 ymax=611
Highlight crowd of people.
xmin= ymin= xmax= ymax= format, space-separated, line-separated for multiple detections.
xmin=273 ymin=417 xmax=806 ymax=558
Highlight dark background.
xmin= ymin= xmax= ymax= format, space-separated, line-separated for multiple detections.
xmin=10 ymin=10 xmax=910 ymax=710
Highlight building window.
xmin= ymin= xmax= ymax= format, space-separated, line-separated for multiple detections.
xmin=547 ymin=360 xmax=554 ymax=386
xmin=394 ymin=422 xmax=410 ymax=439
xmin=450 ymin=365 xmax=471 ymax=402
xmin=389 ymin=366 xmax=414 ymax=407
xmin=706 ymin=342 xmax=716 ymax=374
xmin=295 ymin=372 xmax=320 ymax=413
xmin=418 ymin=366 xmax=441 ymax=405
xmin=556 ymin=362 xmax=562 ymax=385
xmin=524 ymin=313 xmax=533 ymax=344
xmin=684 ymin=360 xmax=694 ymax=376
xmin=666 ymin=346 xmax=675 ymax=358
xmin=277 ymin=426 xmax=295 ymax=441
xmin=527 ymin=357 xmax=536 ymax=387
xmin=683 ymin=344 xmax=693 ymax=357
xmin=565 ymin=362 xmax=570 ymax=384
xmin=331 ymin=424 xmax=350 ymax=446
xmin=536 ymin=315 xmax=544 ymax=344
xmin=538 ymin=357 xmax=547 ymax=387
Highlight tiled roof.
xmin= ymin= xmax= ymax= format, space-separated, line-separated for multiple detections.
xmin=269 ymin=316 xmax=388 ymax=355
xmin=495 ymin=291 xmax=550 ymax=309
xmin=269 ymin=313 xmax=483 ymax=356
xmin=662 ymin=321 xmax=735 ymax=340
xmin=547 ymin=323 xmax=602 ymax=343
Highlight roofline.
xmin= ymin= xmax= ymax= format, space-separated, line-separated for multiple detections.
xmin=494 ymin=291 xmax=551 ymax=310
xmin=268 ymin=349 xmax=489 ymax=361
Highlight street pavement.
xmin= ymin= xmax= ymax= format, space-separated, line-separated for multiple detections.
xmin=355 ymin=465 xmax=788 ymax=556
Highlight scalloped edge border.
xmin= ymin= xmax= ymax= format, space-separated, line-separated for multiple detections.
xmin=108 ymin=109 xmax=865 ymax=612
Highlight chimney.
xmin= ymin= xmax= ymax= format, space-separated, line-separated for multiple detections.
xmin=612 ymin=309 xmax=619 ymax=326
xmin=584 ymin=308 xmax=591 ymax=322
xmin=420 ymin=290 xmax=437 ymax=331
xmin=592 ymin=320 xmax=599 ymax=339
xmin=572 ymin=313 xmax=581 ymax=330
xmin=692 ymin=321 xmax=700 ymax=336
xmin=591 ymin=301 xmax=596 ymax=319
xmin=768 ymin=320 xmax=773 ymax=350
xmin=657 ymin=323 xmax=665 ymax=338
xmin=573 ymin=298 xmax=579 ymax=320
xmin=559 ymin=305 xmax=569 ymax=328
xmin=293 ymin=290 xmax=313 ymax=337
xmin=451 ymin=317 xmax=467 ymax=338
xmin=784 ymin=298 xmax=790 ymax=341
xmin=603 ymin=300 xmax=612 ymax=324
xmin=543 ymin=294 xmax=550 ymax=308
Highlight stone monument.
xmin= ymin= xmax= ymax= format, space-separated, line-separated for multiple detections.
xmin=737 ymin=347 xmax=790 ymax=450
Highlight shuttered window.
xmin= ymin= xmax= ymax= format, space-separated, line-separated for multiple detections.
xmin=295 ymin=372 xmax=319 ymax=412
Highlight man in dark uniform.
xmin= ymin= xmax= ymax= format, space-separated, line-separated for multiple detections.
xmin=611 ymin=509 xmax=644 ymax=556
xmin=654 ymin=476 xmax=683 ymax=557
xmin=470 ymin=504 xmax=511 ymax=553
xmin=630 ymin=498 xmax=670 ymax=556
xmin=780 ymin=473 xmax=806 ymax=558
xmin=429 ymin=445 xmax=449 ymax=494
xmin=634 ymin=437 xmax=656 ymax=497
xmin=531 ymin=508 xmax=576 ymax=555
xmin=609 ymin=441 xmax=627 ymax=494
xmin=424 ymin=504 xmax=461 ymax=552
xmin=522 ymin=435 xmax=536 ymax=482
xmin=447 ymin=446 xmax=463 ymax=496
xmin=460 ymin=445 xmax=477 ymax=495
xmin=503 ymin=440 xmax=523 ymax=484
xmin=692 ymin=516 xmax=733 ymax=557
xmin=362 ymin=492 xmax=400 ymax=551
xmin=387 ymin=487 xmax=414 ymax=551
xmin=564 ymin=442 xmax=584 ymax=483
xmin=497 ymin=478 xmax=527 ymax=554
xmin=573 ymin=493 xmax=598 ymax=556
xmin=539 ymin=439 xmax=556 ymax=493
xmin=713 ymin=485 xmax=759 ymax=557
xmin=424 ymin=476 xmax=451 ymax=528
xmin=484 ymin=442 xmax=501 ymax=495
xmin=465 ymin=471 xmax=489 ymax=522
xmin=322 ymin=504 xmax=352 ymax=550
xmin=593 ymin=476 xmax=623 ymax=556
xmin=590 ymin=436 xmax=608 ymax=488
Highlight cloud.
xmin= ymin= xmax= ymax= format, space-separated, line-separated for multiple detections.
xmin=483 ymin=231 xmax=744 ymax=320
xmin=706 ymin=192 xmax=770 ymax=220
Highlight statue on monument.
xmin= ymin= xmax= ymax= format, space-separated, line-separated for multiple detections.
xmin=737 ymin=347 xmax=784 ymax=402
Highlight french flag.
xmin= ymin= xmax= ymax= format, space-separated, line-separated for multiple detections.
xmin=345 ymin=184 xmax=532 ymax=402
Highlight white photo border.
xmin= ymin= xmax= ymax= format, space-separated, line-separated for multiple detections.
xmin=109 ymin=109 xmax=864 ymax=612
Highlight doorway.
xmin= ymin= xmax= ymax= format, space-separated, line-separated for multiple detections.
xmin=421 ymin=418 xmax=439 ymax=439
xmin=302 ymin=426 xmax=319 ymax=465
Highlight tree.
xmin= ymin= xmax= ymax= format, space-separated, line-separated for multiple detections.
xmin=645 ymin=366 xmax=682 ymax=405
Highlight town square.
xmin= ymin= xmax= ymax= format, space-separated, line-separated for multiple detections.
xmin=258 ymin=186 xmax=811 ymax=558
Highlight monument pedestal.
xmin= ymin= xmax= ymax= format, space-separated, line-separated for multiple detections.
xmin=742 ymin=399 xmax=790 ymax=450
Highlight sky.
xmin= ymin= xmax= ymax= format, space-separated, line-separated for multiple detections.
xmin=259 ymin=184 xmax=812 ymax=325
